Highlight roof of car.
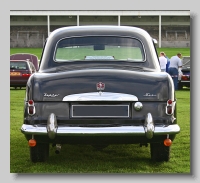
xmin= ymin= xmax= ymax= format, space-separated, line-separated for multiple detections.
xmin=49 ymin=25 xmax=151 ymax=41
xmin=10 ymin=60 xmax=30 ymax=62
xmin=40 ymin=25 xmax=160 ymax=71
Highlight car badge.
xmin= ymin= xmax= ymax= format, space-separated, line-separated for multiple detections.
xmin=143 ymin=93 xmax=157 ymax=97
xmin=44 ymin=93 xmax=59 ymax=97
xmin=96 ymin=82 xmax=105 ymax=91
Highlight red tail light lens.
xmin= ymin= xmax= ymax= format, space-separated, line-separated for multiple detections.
xmin=167 ymin=106 xmax=172 ymax=114
xmin=22 ymin=73 xmax=31 ymax=77
xmin=167 ymin=100 xmax=172 ymax=105
xmin=181 ymin=75 xmax=189 ymax=81
xmin=28 ymin=100 xmax=34 ymax=105
xmin=28 ymin=106 xmax=34 ymax=115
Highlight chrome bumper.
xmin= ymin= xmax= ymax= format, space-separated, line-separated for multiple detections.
xmin=21 ymin=124 xmax=180 ymax=135
xmin=21 ymin=113 xmax=180 ymax=139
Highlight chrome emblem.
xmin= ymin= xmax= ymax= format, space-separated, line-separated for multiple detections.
xmin=44 ymin=93 xmax=59 ymax=97
xmin=143 ymin=93 xmax=157 ymax=97
xmin=96 ymin=82 xmax=105 ymax=91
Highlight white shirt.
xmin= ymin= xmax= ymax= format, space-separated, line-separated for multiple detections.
xmin=159 ymin=56 xmax=167 ymax=70
xmin=169 ymin=55 xmax=182 ymax=69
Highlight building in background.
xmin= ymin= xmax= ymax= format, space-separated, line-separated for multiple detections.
xmin=10 ymin=10 xmax=190 ymax=48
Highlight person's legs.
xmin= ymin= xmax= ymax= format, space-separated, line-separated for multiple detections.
xmin=173 ymin=69 xmax=178 ymax=90
xmin=168 ymin=68 xmax=178 ymax=90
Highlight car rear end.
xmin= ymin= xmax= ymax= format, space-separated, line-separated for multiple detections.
xmin=22 ymin=69 xmax=179 ymax=162
xmin=178 ymin=56 xmax=190 ymax=89
xmin=20 ymin=25 xmax=180 ymax=162
xmin=10 ymin=60 xmax=35 ymax=88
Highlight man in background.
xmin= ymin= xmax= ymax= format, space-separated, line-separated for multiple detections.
xmin=159 ymin=52 xmax=167 ymax=72
xmin=168 ymin=53 xmax=183 ymax=90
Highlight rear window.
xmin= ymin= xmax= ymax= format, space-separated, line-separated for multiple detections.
xmin=10 ymin=61 xmax=28 ymax=70
xmin=54 ymin=36 xmax=145 ymax=62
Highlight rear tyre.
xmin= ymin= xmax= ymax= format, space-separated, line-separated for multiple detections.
xmin=178 ymin=81 xmax=183 ymax=90
xmin=150 ymin=142 xmax=170 ymax=162
xmin=30 ymin=143 xmax=49 ymax=162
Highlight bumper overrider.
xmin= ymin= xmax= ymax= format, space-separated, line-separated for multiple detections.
xmin=21 ymin=113 xmax=180 ymax=140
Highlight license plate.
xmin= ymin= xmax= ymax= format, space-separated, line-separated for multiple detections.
xmin=10 ymin=72 xmax=21 ymax=76
xmin=71 ymin=105 xmax=129 ymax=118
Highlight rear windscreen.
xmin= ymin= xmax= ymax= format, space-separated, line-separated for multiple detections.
xmin=54 ymin=36 xmax=145 ymax=62
xmin=10 ymin=61 xmax=28 ymax=70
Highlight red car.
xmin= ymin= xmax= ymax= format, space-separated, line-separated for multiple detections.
xmin=10 ymin=60 xmax=36 ymax=89
xmin=10 ymin=53 xmax=39 ymax=71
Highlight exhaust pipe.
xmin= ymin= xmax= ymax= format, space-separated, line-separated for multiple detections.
xmin=55 ymin=144 xmax=61 ymax=154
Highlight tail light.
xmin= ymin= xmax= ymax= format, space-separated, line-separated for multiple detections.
xmin=166 ymin=99 xmax=175 ymax=115
xmin=166 ymin=106 xmax=172 ymax=114
xmin=28 ymin=99 xmax=35 ymax=115
xmin=22 ymin=73 xmax=31 ymax=77
xmin=181 ymin=75 xmax=190 ymax=81
xmin=167 ymin=99 xmax=172 ymax=105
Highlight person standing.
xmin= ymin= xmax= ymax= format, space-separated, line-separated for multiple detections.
xmin=168 ymin=53 xmax=183 ymax=90
xmin=164 ymin=53 xmax=170 ymax=73
xmin=159 ymin=52 xmax=167 ymax=72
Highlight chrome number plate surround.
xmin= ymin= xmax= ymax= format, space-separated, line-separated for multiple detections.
xmin=71 ymin=104 xmax=130 ymax=118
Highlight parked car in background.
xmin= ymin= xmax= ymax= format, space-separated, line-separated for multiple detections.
xmin=20 ymin=25 xmax=180 ymax=163
xmin=10 ymin=60 xmax=36 ymax=89
xmin=178 ymin=56 xmax=190 ymax=89
xmin=10 ymin=53 xmax=39 ymax=71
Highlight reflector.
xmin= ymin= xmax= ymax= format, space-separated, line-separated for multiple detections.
xmin=164 ymin=138 xmax=172 ymax=146
xmin=28 ymin=139 xmax=36 ymax=147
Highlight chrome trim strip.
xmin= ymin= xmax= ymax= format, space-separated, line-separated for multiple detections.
xmin=180 ymin=81 xmax=190 ymax=83
xmin=21 ymin=124 xmax=180 ymax=136
xmin=63 ymin=92 xmax=138 ymax=101
xmin=71 ymin=104 xmax=129 ymax=118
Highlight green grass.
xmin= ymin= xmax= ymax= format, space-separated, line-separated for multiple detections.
xmin=156 ymin=47 xmax=190 ymax=58
xmin=10 ymin=47 xmax=190 ymax=60
xmin=10 ymin=47 xmax=190 ymax=173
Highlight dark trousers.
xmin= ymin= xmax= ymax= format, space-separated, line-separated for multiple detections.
xmin=168 ymin=67 xmax=178 ymax=90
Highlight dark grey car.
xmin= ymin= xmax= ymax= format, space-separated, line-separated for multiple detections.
xmin=21 ymin=25 xmax=180 ymax=162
